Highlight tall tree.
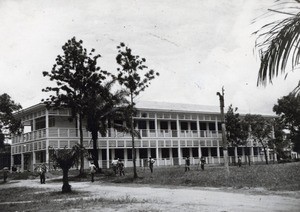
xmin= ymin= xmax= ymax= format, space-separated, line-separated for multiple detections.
xmin=42 ymin=37 xmax=109 ymax=175
xmin=0 ymin=93 xmax=23 ymax=148
xmin=115 ymin=42 xmax=159 ymax=179
xmin=85 ymin=80 xmax=129 ymax=171
xmin=273 ymin=93 xmax=300 ymax=153
xmin=254 ymin=1 xmax=300 ymax=93
xmin=244 ymin=114 xmax=273 ymax=164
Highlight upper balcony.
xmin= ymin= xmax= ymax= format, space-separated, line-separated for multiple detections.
xmin=11 ymin=128 xmax=222 ymax=144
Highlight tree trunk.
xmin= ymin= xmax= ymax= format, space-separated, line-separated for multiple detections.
xmin=62 ymin=168 xmax=71 ymax=193
xmin=79 ymin=113 xmax=85 ymax=175
xmin=130 ymin=93 xmax=138 ymax=179
xmin=91 ymin=130 xmax=100 ymax=171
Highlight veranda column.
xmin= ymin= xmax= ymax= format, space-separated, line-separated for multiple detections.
xmin=10 ymin=154 xmax=14 ymax=172
xmin=156 ymin=140 xmax=159 ymax=166
xmin=196 ymin=115 xmax=200 ymax=137
xmin=235 ymin=147 xmax=238 ymax=164
xmin=177 ymin=114 xmax=181 ymax=165
xmin=217 ymin=145 xmax=220 ymax=164
xmin=208 ymin=148 xmax=211 ymax=164
xmin=21 ymin=153 xmax=24 ymax=172
xmin=136 ymin=148 xmax=140 ymax=167
xmin=155 ymin=113 xmax=158 ymax=137
xmin=242 ymin=147 xmax=245 ymax=163
xmin=32 ymin=151 xmax=36 ymax=170
xmin=169 ymin=148 xmax=173 ymax=165
xmin=106 ymin=140 xmax=110 ymax=168
xmin=99 ymin=149 xmax=102 ymax=168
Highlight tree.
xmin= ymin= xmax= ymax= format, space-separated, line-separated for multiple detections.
xmin=49 ymin=144 xmax=82 ymax=193
xmin=115 ymin=42 xmax=159 ymax=178
xmin=254 ymin=1 xmax=300 ymax=93
xmin=225 ymin=105 xmax=249 ymax=165
xmin=225 ymin=105 xmax=248 ymax=147
xmin=0 ymin=93 xmax=23 ymax=149
xmin=42 ymin=37 xmax=109 ymax=175
xmin=85 ymin=80 xmax=129 ymax=171
xmin=244 ymin=114 xmax=273 ymax=164
xmin=268 ymin=118 xmax=291 ymax=160
xmin=273 ymin=93 xmax=300 ymax=153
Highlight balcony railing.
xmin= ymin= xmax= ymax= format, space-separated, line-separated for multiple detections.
xmin=11 ymin=128 xmax=222 ymax=143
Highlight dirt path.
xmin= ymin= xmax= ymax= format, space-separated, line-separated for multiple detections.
xmin=2 ymin=179 xmax=300 ymax=212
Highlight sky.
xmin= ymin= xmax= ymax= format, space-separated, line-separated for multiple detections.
xmin=0 ymin=0 xmax=299 ymax=115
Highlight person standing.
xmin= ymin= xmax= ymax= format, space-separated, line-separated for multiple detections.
xmin=237 ymin=156 xmax=242 ymax=167
xmin=118 ymin=159 xmax=125 ymax=176
xmin=185 ymin=157 xmax=190 ymax=172
xmin=90 ymin=162 xmax=96 ymax=182
xmin=38 ymin=163 xmax=47 ymax=184
xmin=200 ymin=156 xmax=206 ymax=170
xmin=111 ymin=158 xmax=119 ymax=175
xmin=148 ymin=157 xmax=155 ymax=173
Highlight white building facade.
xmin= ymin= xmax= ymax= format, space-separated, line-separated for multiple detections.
xmin=10 ymin=101 xmax=274 ymax=172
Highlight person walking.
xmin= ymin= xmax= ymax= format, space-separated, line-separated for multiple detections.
xmin=185 ymin=157 xmax=190 ymax=172
xmin=148 ymin=157 xmax=155 ymax=173
xmin=90 ymin=162 xmax=96 ymax=182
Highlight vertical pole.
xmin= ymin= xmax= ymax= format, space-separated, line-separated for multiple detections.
xmin=217 ymin=87 xmax=229 ymax=174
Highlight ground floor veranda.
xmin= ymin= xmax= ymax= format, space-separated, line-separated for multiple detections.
xmin=11 ymin=146 xmax=277 ymax=172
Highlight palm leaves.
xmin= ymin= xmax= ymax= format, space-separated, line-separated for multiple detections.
xmin=254 ymin=1 xmax=300 ymax=94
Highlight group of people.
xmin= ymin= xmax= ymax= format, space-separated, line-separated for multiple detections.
xmin=111 ymin=158 xmax=125 ymax=176
xmin=185 ymin=156 xmax=206 ymax=172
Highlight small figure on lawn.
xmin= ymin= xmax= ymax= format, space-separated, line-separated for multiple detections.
xmin=148 ymin=157 xmax=155 ymax=173
xmin=200 ymin=156 xmax=206 ymax=170
xmin=118 ymin=159 xmax=125 ymax=176
xmin=37 ymin=163 xmax=47 ymax=184
xmin=3 ymin=167 xmax=9 ymax=183
xmin=237 ymin=156 xmax=242 ymax=167
xmin=111 ymin=158 xmax=119 ymax=175
xmin=185 ymin=157 xmax=190 ymax=172
xmin=90 ymin=162 xmax=96 ymax=182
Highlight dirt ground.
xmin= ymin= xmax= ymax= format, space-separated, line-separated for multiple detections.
xmin=1 ymin=178 xmax=300 ymax=212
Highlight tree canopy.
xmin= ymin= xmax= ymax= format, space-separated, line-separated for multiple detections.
xmin=115 ymin=42 xmax=159 ymax=178
xmin=0 ymin=93 xmax=22 ymax=148
xmin=42 ymin=37 xmax=110 ymax=175
xmin=273 ymin=93 xmax=300 ymax=153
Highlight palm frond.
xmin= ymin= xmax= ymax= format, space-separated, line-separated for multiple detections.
xmin=255 ymin=10 xmax=300 ymax=85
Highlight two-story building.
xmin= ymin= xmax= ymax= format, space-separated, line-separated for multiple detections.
xmin=11 ymin=101 xmax=274 ymax=172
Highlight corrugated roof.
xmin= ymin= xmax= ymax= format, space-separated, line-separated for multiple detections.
xmin=135 ymin=101 xmax=220 ymax=114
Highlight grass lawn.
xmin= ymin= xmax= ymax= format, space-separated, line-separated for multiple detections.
xmin=0 ymin=162 xmax=299 ymax=211
xmin=108 ymin=162 xmax=300 ymax=191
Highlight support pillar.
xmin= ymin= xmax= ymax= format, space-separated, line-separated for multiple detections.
xmin=156 ymin=140 xmax=159 ymax=166
xmin=106 ymin=141 xmax=110 ymax=168
xmin=217 ymin=146 xmax=220 ymax=164
xmin=32 ymin=151 xmax=36 ymax=170
xmin=10 ymin=154 xmax=14 ymax=172
xmin=235 ymin=147 xmax=238 ymax=163
xmin=21 ymin=153 xmax=24 ymax=172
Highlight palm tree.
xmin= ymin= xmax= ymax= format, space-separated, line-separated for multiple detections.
xmin=85 ymin=80 xmax=131 ymax=171
xmin=254 ymin=1 xmax=300 ymax=94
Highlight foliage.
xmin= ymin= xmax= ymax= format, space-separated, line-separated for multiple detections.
xmin=225 ymin=105 xmax=249 ymax=147
xmin=42 ymin=37 xmax=110 ymax=175
xmin=85 ymin=80 xmax=129 ymax=170
xmin=268 ymin=118 xmax=291 ymax=159
xmin=0 ymin=93 xmax=22 ymax=148
xmin=273 ymin=93 xmax=300 ymax=153
xmin=244 ymin=114 xmax=273 ymax=164
xmin=254 ymin=1 xmax=300 ymax=93
xmin=115 ymin=42 xmax=159 ymax=178
xmin=49 ymin=144 xmax=83 ymax=193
